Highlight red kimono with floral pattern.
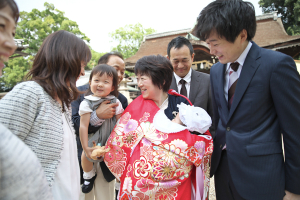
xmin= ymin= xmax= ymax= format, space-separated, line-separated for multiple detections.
xmin=104 ymin=92 xmax=213 ymax=200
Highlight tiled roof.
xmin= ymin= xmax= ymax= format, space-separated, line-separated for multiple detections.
xmin=125 ymin=12 xmax=300 ymax=65
xmin=125 ymin=31 xmax=189 ymax=65
xmin=253 ymin=12 xmax=300 ymax=48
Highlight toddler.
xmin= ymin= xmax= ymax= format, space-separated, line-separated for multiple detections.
xmin=79 ymin=64 xmax=124 ymax=193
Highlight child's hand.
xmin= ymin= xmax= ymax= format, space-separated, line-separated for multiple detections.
xmin=83 ymin=146 xmax=97 ymax=160
xmin=91 ymin=146 xmax=110 ymax=160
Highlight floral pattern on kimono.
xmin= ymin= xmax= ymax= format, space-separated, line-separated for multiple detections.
xmin=104 ymin=91 xmax=213 ymax=200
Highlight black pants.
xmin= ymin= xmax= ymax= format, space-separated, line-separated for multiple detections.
xmin=214 ymin=150 xmax=245 ymax=200
xmin=115 ymin=190 xmax=118 ymax=200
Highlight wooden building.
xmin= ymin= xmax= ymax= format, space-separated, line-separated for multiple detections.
xmin=125 ymin=12 xmax=300 ymax=74
xmin=11 ymin=39 xmax=29 ymax=58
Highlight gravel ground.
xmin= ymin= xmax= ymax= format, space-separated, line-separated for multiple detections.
xmin=209 ymin=176 xmax=216 ymax=200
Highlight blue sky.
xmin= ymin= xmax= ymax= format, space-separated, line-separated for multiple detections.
xmin=15 ymin=0 xmax=263 ymax=53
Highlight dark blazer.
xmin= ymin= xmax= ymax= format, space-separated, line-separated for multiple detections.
xmin=71 ymin=83 xmax=128 ymax=183
xmin=210 ymin=41 xmax=300 ymax=199
xmin=170 ymin=69 xmax=214 ymax=136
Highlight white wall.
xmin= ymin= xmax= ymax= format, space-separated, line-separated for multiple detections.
xmin=295 ymin=60 xmax=300 ymax=73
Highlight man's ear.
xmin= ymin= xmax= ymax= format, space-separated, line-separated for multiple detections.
xmin=167 ymin=55 xmax=170 ymax=60
xmin=240 ymin=29 xmax=248 ymax=43
xmin=191 ymin=53 xmax=195 ymax=62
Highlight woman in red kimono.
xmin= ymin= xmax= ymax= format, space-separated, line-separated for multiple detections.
xmin=101 ymin=55 xmax=213 ymax=200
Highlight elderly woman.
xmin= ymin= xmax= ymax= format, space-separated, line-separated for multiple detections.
xmin=0 ymin=30 xmax=91 ymax=200
xmin=99 ymin=55 xmax=213 ymax=200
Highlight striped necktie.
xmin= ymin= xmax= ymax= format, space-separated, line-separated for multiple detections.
xmin=228 ymin=62 xmax=239 ymax=109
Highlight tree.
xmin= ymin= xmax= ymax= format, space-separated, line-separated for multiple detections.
xmin=259 ymin=0 xmax=300 ymax=35
xmin=0 ymin=2 xmax=91 ymax=91
xmin=0 ymin=57 xmax=33 ymax=91
xmin=110 ymin=23 xmax=156 ymax=59
xmin=86 ymin=50 xmax=105 ymax=70
xmin=15 ymin=2 xmax=90 ymax=54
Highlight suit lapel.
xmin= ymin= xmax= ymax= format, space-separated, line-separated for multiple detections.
xmin=228 ymin=42 xmax=261 ymax=120
xmin=189 ymin=69 xmax=198 ymax=104
xmin=170 ymin=74 xmax=178 ymax=92
xmin=217 ymin=63 xmax=230 ymax=119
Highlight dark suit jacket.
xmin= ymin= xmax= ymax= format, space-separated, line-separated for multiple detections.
xmin=170 ymin=69 xmax=214 ymax=136
xmin=71 ymin=83 xmax=128 ymax=183
xmin=210 ymin=41 xmax=300 ymax=199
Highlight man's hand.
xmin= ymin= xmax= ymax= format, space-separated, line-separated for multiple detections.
xmin=95 ymin=100 xmax=119 ymax=119
xmin=283 ymin=190 xmax=300 ymax=200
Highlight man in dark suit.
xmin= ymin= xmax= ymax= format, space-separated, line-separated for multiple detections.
xmin=167 ymin=36 xmax=214 ymax=136
xmin=194 ymin=0 xmax=300 ymax=199
xmin=72 ymin=52 xmax=128 ymax=200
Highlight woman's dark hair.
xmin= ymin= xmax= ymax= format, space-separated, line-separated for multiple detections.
xmin=87 ymin=64 xmax=119 ymax=97
xmin=25 ymin=30 xmax=91 ymax=112
xmin=98 ymin=52 xmax=123 ymax=64
xmin=0 ymin=0 xmax=19 ymax=23
xmin=134 ymin=55 xmax=173 ymax=93
xmin=194 ymin=0 xmax=256 ymax=43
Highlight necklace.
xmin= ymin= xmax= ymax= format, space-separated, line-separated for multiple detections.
xmin=159 ymin=97 xmax=169 ymax=109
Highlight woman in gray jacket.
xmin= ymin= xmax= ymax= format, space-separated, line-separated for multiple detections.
xmin=0 ymin=0 xmax=53 ymax=199
xmin=0 ymin=30 xmax=91 ymax=200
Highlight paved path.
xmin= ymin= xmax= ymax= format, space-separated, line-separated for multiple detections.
xmin=209 ymin=177 xmax=216 ymax=200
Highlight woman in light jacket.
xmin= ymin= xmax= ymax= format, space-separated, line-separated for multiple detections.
xmin=0 ymin=30 xmax=91 ymax=200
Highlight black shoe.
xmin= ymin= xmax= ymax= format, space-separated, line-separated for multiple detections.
xmin=82 ymin=174 xmax=97 ymax=193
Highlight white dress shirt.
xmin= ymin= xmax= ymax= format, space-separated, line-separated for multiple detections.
xmin=174 ymin=68 xmax=192 ymax=98
xmin=224 ymin=42 xmax=252 ymax=101
xmin=222 ymin=42 xmax=252 ymax=150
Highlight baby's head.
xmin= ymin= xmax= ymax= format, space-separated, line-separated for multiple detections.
xmin=88 ymin=64 xmax=119 ymax=97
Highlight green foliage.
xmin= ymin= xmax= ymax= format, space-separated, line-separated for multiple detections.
xmin=86 ymin=50 xmax=105 ymax=70
xmin=259 ymin=0 xmax=300 ymax=35
xmin=1 ymin=2 xmax=97 ymax=91
xmin=110 ymin=23 xmax=156 ymax=59
xmin=125 ymin=70 xmax=135 ymax=78
xmin=0 ymin=56 xmax=33 ymax=91
xmin=287 ymin=25 xmax=300 ymax=35
xmin=15 ymin=2 xmax=90 ymax=55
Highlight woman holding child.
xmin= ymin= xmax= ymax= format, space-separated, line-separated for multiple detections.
xmin=98 ymin=55 xmax=213 ymax=200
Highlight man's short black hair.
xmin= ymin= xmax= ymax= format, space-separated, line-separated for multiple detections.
xmin=194 ymin=0 xmax=256 ymax=43
xmin=167 ymin=36 xmax=194 ymax=58
xmin=98 ymin=52 xmax=124 ymax=64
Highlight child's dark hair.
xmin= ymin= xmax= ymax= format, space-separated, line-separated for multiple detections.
xmin=86 ymin=64 xmax=119 ymax=97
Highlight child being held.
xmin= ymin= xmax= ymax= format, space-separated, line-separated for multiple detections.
xmin=79 ymin=64 xmax=124 ymax=193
